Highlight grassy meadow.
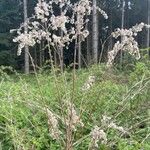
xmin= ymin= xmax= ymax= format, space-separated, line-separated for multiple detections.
xmin=0 ymin=63 xmax=150 ymax=150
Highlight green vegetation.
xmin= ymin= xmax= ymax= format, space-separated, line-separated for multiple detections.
xmin=0 ymin=62 xmax=150 ymax=149
xmin=0 ymin=0 xmax=149 ymax=149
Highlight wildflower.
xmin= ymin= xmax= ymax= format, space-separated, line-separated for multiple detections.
xmin=46 ymin=108 xmax=62 ymax=140
xmin=101 ymin=115 xmax=127 ymax=134
xmin=12 ymin=0 xmax=107 ymax=56
xmin=13 ymin=33 xmax=36 ymax=55
xmin=82 ymin=30 xmax=89 ymax=38
xmin=107 ymin=23 xmax=150 ymax=67
xmin=109 ymin=122 xmax=126 ymax=133
xmin=101 ymin=115 xmax=111 ymax=127
xmin=90 ymin=126 xmax=107 ymax=148
xmin=50 ymin=14 xmax=68 ymax=33
xmin=82 ymin=75 xmax=96 ymax=91
xmin=97 ymin=7 xmax=108 ymax=19
xmin=65 ymin=101 xmax=84 ymax=131
xmin=34 ymin=0 xmax=50 ymax=22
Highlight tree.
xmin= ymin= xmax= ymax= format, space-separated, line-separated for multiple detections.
xmin=120 ymin=0 xmax=125 ymax=67
xmin=59 ymin=8 xmax=64 ymax=72
xmin=23 ymin=0 xmax=29 ymax=74
xmin=0 ymin=0 xmax=21 ymax=67
xmin=77 ymin=13 xmax=82 ymax=69
xmin=86 ymin=19 xmax=92 ymax=65
xmin=92 ymin=0 xmax=98 ymax=64
xmin=147 ymin=0 xmax=150 ymax=57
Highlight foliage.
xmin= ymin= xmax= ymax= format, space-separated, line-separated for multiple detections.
xmin=0 ymin=0 xmax=21 ymax=31
xmin=0 ymin=0 xmax=150 ymax=149
xmin=0 ymin=50 xmax=17 ymax=67
xmin=129 ymin=62 xmax=150 ymax=82
xmin=0 ymin=64 xmax=150 ymax=149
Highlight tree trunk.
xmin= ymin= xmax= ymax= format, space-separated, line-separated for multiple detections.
xmin=120 ymin=0 xmax=125 ymax=67
xmin=92 ymin=0 xmax=98 ymax=64
xmin=109 ymin=9 xmax=113 ymax=50
xmin=147 ymin=0 xmax=150 ymax=58
xmin=23 ymin=0 xmax=29 ymax=74
xmin=78 ymin=35 xmax=81 ymax=69
xmin=107 ymin=4 xmax=113 ymax=58
xmin=39 ymin=42 xmax=42 ymax=67
xmin=34 ymin=45 xmax=37 ymax=68
xmin=86 ymin=21 xmax=91 ymax=65
xmin=77 ymin=13 xmax=81 ymax=69
xmin=58 ymin=7 xmax=64 ymax=72
xmin=59 ymin=29 xmax=64 ymax=72
xmin=121 ymin=0 xmax=125 ymax=29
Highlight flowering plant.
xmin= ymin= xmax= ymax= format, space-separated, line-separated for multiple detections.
xmin=12 ymin=0 xmax=93 ymax=56
xmin=107 ymin=23 xmax=150 ymax=67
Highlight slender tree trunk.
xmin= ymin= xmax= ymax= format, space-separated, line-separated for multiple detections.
xmin=78 ymin=35 xmax=81 ymax=69
xmin=54 ymin=50 xmax=57 ymax=67
xmin=86 ymin=21 xmax=91 ymax=65
xmin=34 ymin=45 xmax=37 ymax=68
xmin=108 ymin=5 xmax=113 ymax=51
xmin=121 ymin=1 xmax=125 ymax=29
xmin=147 ymin=0 xmax=150 ymax=58
xmin=39 ymin=42 xmax=42 ymax=67
xmin=39 ymin=41 xmax=44 ymax=67
xmin=109 ymin=10 xmax=113 ymax=50
xmin=58 ymin=7 xmax=64 ymax=72
xmin=77 ymin=13 xmax=81 ymax=69
xmin=126 ymin=0 xmax=129 ymax=28
xmin=60 ymin=47 xmax=63 ymax=71
xmin=23 ymin=0 xmax=29 ymax=74
xmin=60 ymin=30 xmax=64 ymax=72
xmin=120 ymin=0 xmax=125 ymax=67
xmin=92 ymin=0 xmax=98 ymax=64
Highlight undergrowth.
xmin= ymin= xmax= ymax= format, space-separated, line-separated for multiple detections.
xmin=0 ymin=63 xmax=150 ymax=150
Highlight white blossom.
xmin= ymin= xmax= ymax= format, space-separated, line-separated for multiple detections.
xmin=34 ymin=0 xmax=50 ymax=22
xmin=12 ymin=0 xmax=107 ymax=56
xmin=90 ymin=126 xmax=107 ymax=148
xmin=52 ymin=34 xmax=65 ymax=47
xmin=107 ymin=23 xmax=149 ymax=67
xmin=50 ymin=14 xmax=68 ymax=33
xmin=109 ymin=122 xmax=126 ymax=133
xmin=101 ymin=115 xmax=127 ymax=134
xmin=13 ymin=33 xmax=36 ymax=55
xmin=97 ymin=7 xmax=108 ymax=19
xmin=65 ymin=101 xmax=84 ymax=131
xmin=82 ymin=75 xmax=96 ymax=91
xmin=46 ymin=108 xmax=62 ymax=140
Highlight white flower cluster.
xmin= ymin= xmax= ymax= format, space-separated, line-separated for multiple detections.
xmin=90 ymin=115 xmax=127 ymax=148
xmin=12 ymin=0 xmax=108 ymax=56
xmin=90 ymin=126 xmax=107 ymax=148
xmin=46 ymin=99 xmax=84 ymax=141
xmin=97 ymin=7 xmax=108 ymax=19
xmin=46 ymin=108 xmax=62 ymax=140
xmin=107 ymin=22 xmax=150 ymax=67
xmin=72 ymin=0 xmax=92 ymax=40
xmin=109 ymin=122 xmax=126 ymax=133
xmin=81 ymin=75 xmax=96 ymax=91
xmin=34 ymin=0 xmax=50 ymax=22
xmin=101 ymin=115 xmax=126 ymax=133
xmin=13 ymin=32 xmax=36 ymax=55
xmin=65 ymin=101 xmax=84 ymax=131
xmin=50 ymin=14 xmax=68 ymax=33
xmin=12 ymin=0 xmax=92 ymax=55
xmin=73 ymin=0 xmax=91 ymax=16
